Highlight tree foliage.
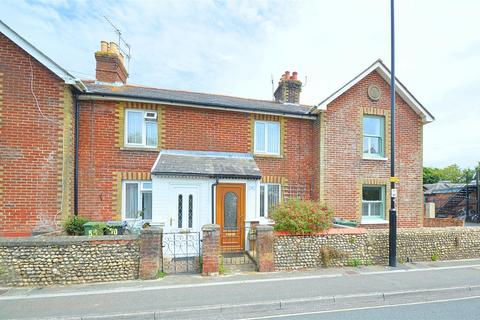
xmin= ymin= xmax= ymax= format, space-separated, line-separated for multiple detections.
xmin=423 ymin=162 xmax=480 ymax=184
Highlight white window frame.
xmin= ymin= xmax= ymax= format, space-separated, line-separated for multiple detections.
xmin=122 ymin=180 xmax=152 ymax=221
xmin=254 ymin=120 xmax=281 ymax=155
xmin=361 ymin=185 xmax=385 ymax=221
xmin=124 ymin=109 xmax=158 ymax=148
xmin=363 ymin=115 xmax=385 ymax=158
xmin=260 ymin=183 xmax=281 ymax=218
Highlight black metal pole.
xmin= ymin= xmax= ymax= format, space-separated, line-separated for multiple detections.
xmin=388 ymin=0 xmax=397 ymax=268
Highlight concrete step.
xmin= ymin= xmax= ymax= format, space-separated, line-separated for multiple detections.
xmin=221 ymin=252 xmax=257 ymax=273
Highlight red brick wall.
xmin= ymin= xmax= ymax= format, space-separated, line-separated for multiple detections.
xmin=323 ymin=71 xmax=423 ymax=227
xmin=0 ymin=34 xmax=74 ymax=236
xmin=77 ymin=100 xmax=158 ymax=221
xmin=425 ymin=193 xmax=452 ymax=211
xmin=78 ymin=101 xmax=317 ymax=220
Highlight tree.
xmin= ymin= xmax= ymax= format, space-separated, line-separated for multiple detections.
xmin=438 ymin=164 xmax=465 ymax=183
xmin=423 ymin=167 xmax=441 ymax=184
xmin=423 ymin=162 xmax=480 ymax=184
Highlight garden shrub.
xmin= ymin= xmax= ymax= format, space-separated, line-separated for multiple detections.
xmin=271 ymin=198 xmax=334 ymax=234
xmin=63 ymin=215 xmax=89 ymax=235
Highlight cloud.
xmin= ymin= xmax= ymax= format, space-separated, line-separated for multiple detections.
xmin=1 ymin=0 xmax=478 ymax=168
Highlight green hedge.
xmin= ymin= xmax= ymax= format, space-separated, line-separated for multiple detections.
xmin=271 ymin=199 xmax=333 ymax=234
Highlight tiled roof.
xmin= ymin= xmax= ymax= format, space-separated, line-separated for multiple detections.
xmin=151 ymin=150 xmax=261 ymax=179
xmin=84 ymin=83 xmax=313 ymax=117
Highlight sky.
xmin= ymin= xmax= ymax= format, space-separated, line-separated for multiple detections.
xmin=1 ymin=0 xmax=479 ymax=169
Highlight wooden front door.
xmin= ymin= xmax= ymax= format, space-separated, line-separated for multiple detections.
xmin=216 ymin=183 xmax=245 ymax=252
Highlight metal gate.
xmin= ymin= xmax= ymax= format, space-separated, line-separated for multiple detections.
xmin=162 ymin=231 xmax=201 ymax=274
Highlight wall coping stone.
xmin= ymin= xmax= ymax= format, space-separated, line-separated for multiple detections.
xmin=275 ymin=227 xmax=367 ymax=236
xmin=256 ymin=225 xmax=274 ymax=233
xmin=202 ymin=224 xmax=220 ymax=232
xmin=0 ymin=235 xmax=139 ymax=247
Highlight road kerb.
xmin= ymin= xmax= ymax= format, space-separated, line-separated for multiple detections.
xmin=23 ymin=285 xmax=480 ymax=320
xmin=149 ymin=285 xmax=477 ymax=318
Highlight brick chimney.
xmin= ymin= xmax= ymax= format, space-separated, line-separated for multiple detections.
xmin=274 ymin=71 xmax=302 ymax=104
xmin=95 ymin=41 xmax=128 ymax=84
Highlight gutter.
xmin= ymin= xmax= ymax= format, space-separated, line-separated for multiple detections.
xmin=151 ymin=172 xmax=262 ymax=180
xmin=78 ymin=93 xmax=318 ymax=120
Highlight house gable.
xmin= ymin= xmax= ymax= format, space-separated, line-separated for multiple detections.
xmin=0 ymin=20 xmax=85 ymax=91
xmin=315 ymin=59 xmax=434 ymax=124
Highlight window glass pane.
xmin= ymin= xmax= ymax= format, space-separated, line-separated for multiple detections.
xmin=142 ymin=182 xmax=152 ymax=190
xmin=267 ymin=122 xmax=280 ymax=154
xmin=267 ymin=184 xmax=280 ymax=214
xmin=125 ymin=183 xmax=138 ymax=219
xmin=142 ymin=192 xmax=152 ymax=220
xmin=363 ymin=116 xmax=381 ymax=136
xmin=178 ymin=195 xmax=183 ymax=228
xmin=363 ymin=137 xmax=370 ymax=154
xmin=363 ymin=186 xmax=381 ymax=201
xmin=362 ymin=203 xmax=369 ymax=216
xmin=127 ymin=111 xmax=143 ymax=144
xmin=255 ymin=122 xmax=265 ymax=152
xmin=260 ymin=185 xmax=265 ymax=217
xmin=146 ymin=121 xmax=157 ymax=147
xmin=365 ymin=137 xmax=381 ymax=155
xmin=224 ymin=192 xmax=238 ymax=231
xmin=188 ymin=194 xmax=193 ymax=228
xmin=370 ymin=202 xmax=382 ymax=216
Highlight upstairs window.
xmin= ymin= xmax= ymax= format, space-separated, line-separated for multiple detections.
xmin=254 ymin=121 xmax=280 ymax=155
xmin=363 ymin=115 xmax=384 ymax=158
xmin=260 ymin=183 xmax=281 ymax=217
xmin=125 ymin=110 xmax=158 ymax=148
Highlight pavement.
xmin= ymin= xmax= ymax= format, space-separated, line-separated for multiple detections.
xmin=2 ymin=259 xmax=480 ymax=319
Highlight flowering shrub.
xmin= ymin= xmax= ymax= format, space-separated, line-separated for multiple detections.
xmin=271 ymin=199 xmax=334 ymax=234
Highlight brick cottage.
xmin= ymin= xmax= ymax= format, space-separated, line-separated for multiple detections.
xmin=0 ymin=21 xmax=434 ymax=249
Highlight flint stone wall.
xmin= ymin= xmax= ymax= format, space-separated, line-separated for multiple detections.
xmin=274 ymin=227 xmax=480 ymax=270
xmin=0 ymin=235 xmax=140 ymax=286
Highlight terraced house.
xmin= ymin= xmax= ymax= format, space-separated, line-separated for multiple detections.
xmin=0 ymin=21 xmax=434 ymax=250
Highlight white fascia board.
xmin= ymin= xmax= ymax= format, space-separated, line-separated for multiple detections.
xmin=0 ymin=20 xmax=86 ymax=92
xmin=315 ymin=60 xmax=434 ymax=124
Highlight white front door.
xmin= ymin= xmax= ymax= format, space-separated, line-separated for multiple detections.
xmin=170 ymin=186 xmax=199 ymax=231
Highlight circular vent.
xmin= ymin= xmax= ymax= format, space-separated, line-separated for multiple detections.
xmin=368 ymin=85 xmax=381 ymax=101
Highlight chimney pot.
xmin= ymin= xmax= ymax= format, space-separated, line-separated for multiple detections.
xmin=100 ymin=41 xmax=108 ymax=52
xmin=292 ymin=71 xmax=298 ymax=80
xmin=109 ymin=42 xmax=119 ymax=54
xmin=285 ymin=71 xmax=290 ymax=80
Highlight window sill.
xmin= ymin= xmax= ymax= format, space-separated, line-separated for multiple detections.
xmin=254 ymin=153 xmax=283 ymax=159
xmin=361 ymin=219 xmax=388 ymax=225
xmin=121 ymin=146 xmax=159 ymax=152
xmin=362 ymin=156 xmax=388 ymax=161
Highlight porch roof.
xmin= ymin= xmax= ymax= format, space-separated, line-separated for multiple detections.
xmin=151 ymin=150 xmax=262 ymax=179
